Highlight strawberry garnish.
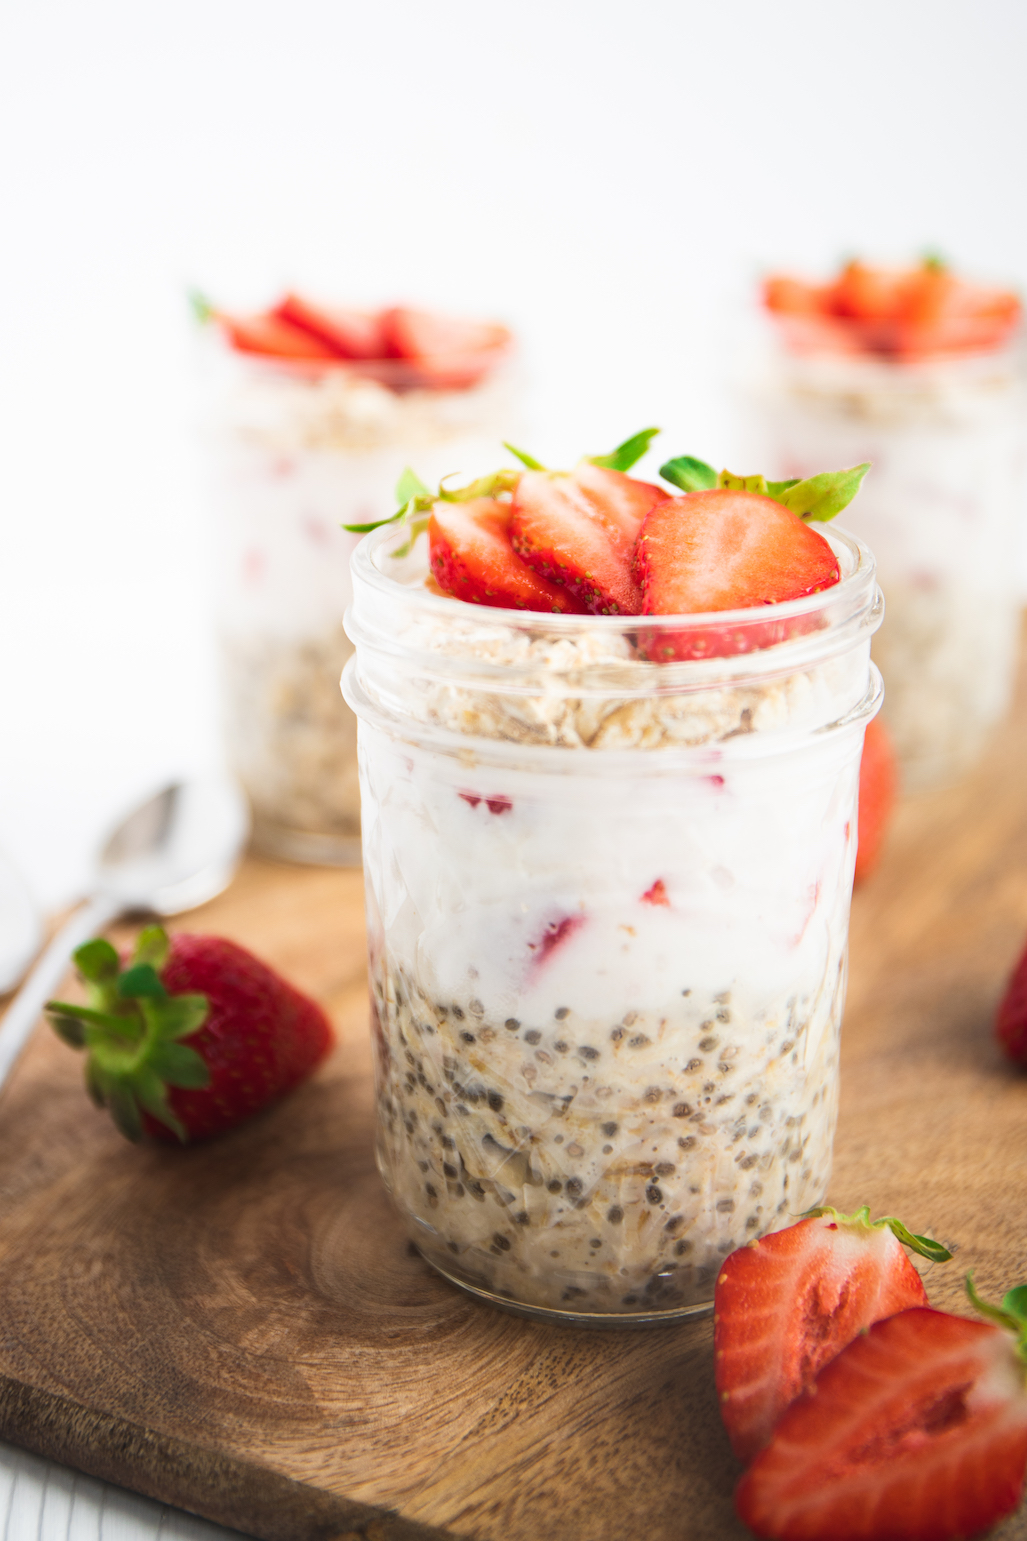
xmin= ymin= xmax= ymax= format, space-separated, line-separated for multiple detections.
xmin=429 ymin=496 xmax=584 ymax=613
xmin=854 ymin=715 xmax=899 ymax=885
xmin=47 ymin=926 xmax=332 ymax=1143
xmin=764 ymin=256 xmax=1023 ymax=361
xmin=715 ymin=1206 xmax=950 ymax=1463
xmin=381 ymin=306 xmax=509 ymax=362
xmin=274 ymin=293 xmax=385 ymax=359
xmin=735 ymin=1277 xmax=1027 ymax=1541
xmin=210 ymin=308 xmax=339 ymax=361
xmin=510 ymin=464 xmax=665 ymax=616
xmin=996 ymin=936 xmax=1027 ymax=1065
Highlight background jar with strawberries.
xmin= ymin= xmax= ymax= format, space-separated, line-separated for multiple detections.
xmin=196 ymin=294 xmax=520 ymax=864
xmin=343 ymin=493 xmax=883 ymax=1325
xmin=737 ymin=258 xmax=1027 ymax=792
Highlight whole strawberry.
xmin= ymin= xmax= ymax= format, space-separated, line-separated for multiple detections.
xmin=736 ymin=1276 xmax=1027 ymax=1541
xmin=47 ymin=926 xmax=332 ymax=1142
xmin=997 ymin=938 xmax=1027 ymax=1064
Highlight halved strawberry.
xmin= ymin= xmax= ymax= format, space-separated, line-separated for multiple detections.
xmin=511 ymin=466 xmax=664 ymax=615
xmin=715 ymin=1207 xmax=944 ymax=1462
xmin=274 ymin=293 xmax=385 ymax=359
xmin=735 ymin=1298 xmax=1027 ymax=1541
xmin=429 ymin=497 xmax=583 ymax=613
xmin=854 ymin=715 xmax=898 ymax=885
xmin=635 ymin=488 xmax=840 ymax=660
xmin=217 ymin=309 xmax=338 ymax=361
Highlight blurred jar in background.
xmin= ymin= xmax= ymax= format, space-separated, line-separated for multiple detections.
xmin=197 ymin=294 xmax=519 ymax=864
xmin=738 ymin=259 xmax=1026 ymax=791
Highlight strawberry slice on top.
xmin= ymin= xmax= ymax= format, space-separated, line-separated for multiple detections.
xmin=274 ymin=293 xmax=385 ymax=359
xmin=511 ymin=465 xmax=665 ymax=616
xmin=715 ymin=1206 xmax=949 ymax=1462
xmin=430 ymin=497 xmax=584 ymax=613
xmin=637 ymin=489 xmax=840 ymax=616
xmin=214 ymin=309 xmax=339 ymax=361
xmin=735 ymin=1280 xmax=1027 ymax=1541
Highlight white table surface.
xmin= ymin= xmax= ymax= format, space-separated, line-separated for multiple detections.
xmin=0 ymin=1442 xmax=253 ymax=1540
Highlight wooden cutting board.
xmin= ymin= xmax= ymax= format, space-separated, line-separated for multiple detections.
xmin=2 ymin=639 xmax=1027 ymax=1541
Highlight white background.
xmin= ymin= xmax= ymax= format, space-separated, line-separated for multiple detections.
xmin=2 ymin=0 xmax=1027 ymax=910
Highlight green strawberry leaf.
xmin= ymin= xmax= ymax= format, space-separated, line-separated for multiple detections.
xmin=502 ymin=441 xmax=547 ymax=471
xmin=773 ymin=463 xmax=870 ymax=523
xmin=589 ymin=428 xmax=661 ymax=473
xmin=189 ymin=288 xmax=215 ymax=324
xmin=1002 ymin=1285 xmax=1027 ymax=1322
xmin=152 ymin=993 xmax=209 ymax=1041
xmin=132 ymin=926 xmax=170 ymax=971
xmin=131 ymin=1070 xmax=188 ymax=1142
xmin=342 ymin=502 xmax=411 ymax=535
xmin=51 ymin=1015 xmax=86 ymax=1049
xmin=967 ymin=1272 xmax=1023 ymax=1333
xmin=767 ymin=478 xmax=801 ymax=497
xmin=85 ymin=1058 xmax=107 ymax=1108
xmin=659 ymin=456 xmax=718 ymax=493
xmin=46 ymin=1001 xmax=140 ymax=1036
xmin=720 ymin=470 xmax=769 ymax=495
xmin=878 ymin=1217 xmax=953 ymax=1264
xmin=72 ymin=938 xmax=120 ymax=983
xmin=395 ymin=466 xmax=431 ymax=505
xmin=117 ymin=964 xmax=167 ymax=1002
xmin=107 ymin=1084 xmax=143 ymax=1142
xmin=148 ymin=1041 xmax=211 ymax=1089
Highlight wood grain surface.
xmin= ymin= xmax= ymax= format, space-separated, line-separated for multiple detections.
xmin=1 ymin=638 xmax=1027 ymax=1541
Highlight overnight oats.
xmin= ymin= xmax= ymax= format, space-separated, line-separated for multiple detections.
xmin=343 ymin=436 xmax=883 ymax=1324
xmin=740 ymin=258 xmax=1025 ymax=790
xmin=196 ymin=292 xmax=518 ymax=863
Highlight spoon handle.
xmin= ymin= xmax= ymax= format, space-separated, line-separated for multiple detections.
xmin=0 ymin=893 xmax=122 ymax=1095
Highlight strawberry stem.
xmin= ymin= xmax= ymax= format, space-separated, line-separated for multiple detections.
xmin=804 ymin=1205 xmax=953 ymax=1263
xmin=46 ymin=927 xmax=210 ymax=1144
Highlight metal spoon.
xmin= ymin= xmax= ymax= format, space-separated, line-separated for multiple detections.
xmin=0 ymin=849 xmax=43 ymax=995
xmin=0 ymin=777 xmax=250 ymax=1092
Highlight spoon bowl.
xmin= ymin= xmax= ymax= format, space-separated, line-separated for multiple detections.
xmin=0 ymin=775 xmax=250 ymax=1093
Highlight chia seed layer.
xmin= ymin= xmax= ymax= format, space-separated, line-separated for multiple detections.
xmin=372 ymin=959 xmax=842 ymax=1312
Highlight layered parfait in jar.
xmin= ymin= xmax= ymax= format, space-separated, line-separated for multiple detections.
xmin=343 ymin=433 xmax=883 ymax=1324
xmin=741 ymin=257 xmax=1025 ymax=791
xmin=196 ymin=292 xmax=518 ymax=863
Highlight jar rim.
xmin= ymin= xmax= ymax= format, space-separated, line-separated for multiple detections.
xmin=347 ymin=521 xmax=881 ymax=694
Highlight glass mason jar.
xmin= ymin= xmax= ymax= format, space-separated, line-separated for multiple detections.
xmin=200 ymin=341 xmax=520 ymax=864
xmin=343 ymin=521 xmax=883 ymax=1325
xmin=739 ymin=339 xmax=1027 ymax=791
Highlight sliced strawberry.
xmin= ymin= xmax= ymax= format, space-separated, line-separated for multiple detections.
xmin=715 ymin=1209 xmax=932 ymax=1462
xmin=381 ymin=306 xmax=508 ymax=360
xmin=381 ymin=307 xmax=510 ymax=387
xmin=736 ymin=1305 xmax=1027 ymax=1541
xmin=217 ymin=309 xmax=338 ymax=361
xmin=635 ymin=489 xmax=839 ymax=660
xmin=510 ymin=466 xmax=663 ymax=615
xmin=429 ymin=497 xmax=583 ymax=613
xmin=274 ymin=293 xmax=385 ymax=359
xmin=854 ymin=715 xmax=898 ymax=885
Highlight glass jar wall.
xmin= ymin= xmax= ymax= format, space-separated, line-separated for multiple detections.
xmin=343 ymin=521 xmax=883 ymax=1324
